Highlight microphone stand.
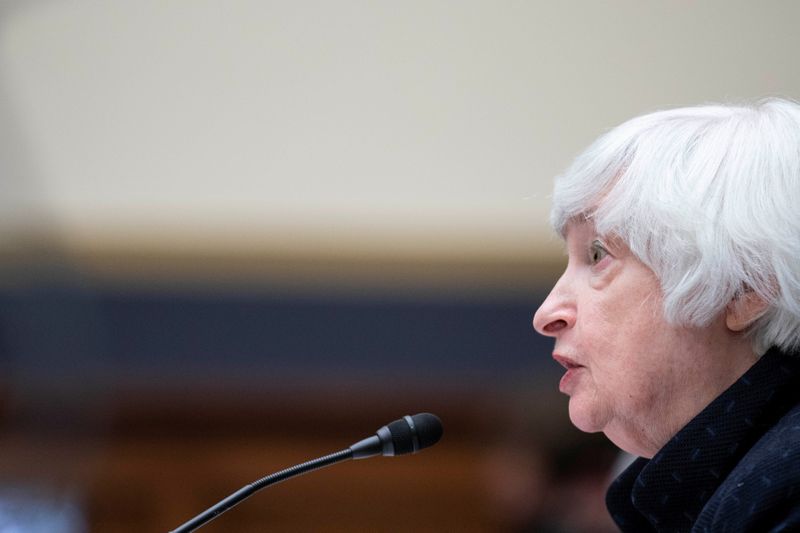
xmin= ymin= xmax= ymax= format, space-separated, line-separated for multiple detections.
xmin=170 ymin=448 xmax=353 ymax=533
xmin=169 ymin=413 xmax=442 ymax=532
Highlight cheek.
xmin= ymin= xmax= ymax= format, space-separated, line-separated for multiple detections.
xmin=570 ymin=264 xmax=689 ymax=441
xmin=581 ymin=298 xmax=668 ymax=411
xmin=595 ymin=285 xmax=664 ymax=362
xmin=579 ymin=303 xmax=622 ymax=366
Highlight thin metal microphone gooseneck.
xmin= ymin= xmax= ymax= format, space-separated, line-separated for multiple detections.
xmin=169 ymin=413 xmax=443 ymax=533
xmin=170 ymin=448 xmax=353 ymax=533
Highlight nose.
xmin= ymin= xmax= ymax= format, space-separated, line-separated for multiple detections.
xmin=532 ymin=273 xmax=576 ymax=337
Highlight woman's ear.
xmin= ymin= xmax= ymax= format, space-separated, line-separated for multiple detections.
xmin=726 ymin=291 xmax=769 ymax=332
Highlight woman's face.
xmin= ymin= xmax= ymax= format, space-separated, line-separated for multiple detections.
xmin=533 ymin=219 xmax=743 ymax=457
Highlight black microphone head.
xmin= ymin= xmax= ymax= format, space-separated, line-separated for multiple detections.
xmin=382 ymin=413 xmax=443 ymax=456
xmin=349 ymin=412 xmax=443 ymax=459
xmin=409 ymin=412 xmax=443 ymax=450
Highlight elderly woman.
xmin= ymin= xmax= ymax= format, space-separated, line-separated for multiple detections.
xmin=533 ymin=98 xmax=800 ymax=531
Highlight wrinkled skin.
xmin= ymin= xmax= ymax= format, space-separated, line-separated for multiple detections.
xmin=533 ymin=219 xmax=758 ymax=457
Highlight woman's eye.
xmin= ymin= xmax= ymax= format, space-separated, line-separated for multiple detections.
xmin=589 ymin=241 xmax=608 ymax=265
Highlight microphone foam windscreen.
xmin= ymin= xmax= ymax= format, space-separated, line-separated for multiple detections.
xmin=387 ymin=418 xmax=414 ymax=455
xmin=411 ymin=413 xmax=443 ymax=450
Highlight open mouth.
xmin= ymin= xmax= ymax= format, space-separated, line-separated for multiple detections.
xmin=553 ymin=354 xmax=582 ymax=370
xmin=554 ymin=354 xmax=584 ymax=392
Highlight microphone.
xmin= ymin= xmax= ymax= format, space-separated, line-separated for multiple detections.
xmin=349 ymin=412 xmax=443 ymax=458
xmin=170 ymin=413 xmax=443 ymax=533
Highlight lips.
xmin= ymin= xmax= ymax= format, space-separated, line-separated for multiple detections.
xmin=553 ymin=354 xmax=584 ymax=393
xmin=553 ymin=354 xmax=583 ymax=370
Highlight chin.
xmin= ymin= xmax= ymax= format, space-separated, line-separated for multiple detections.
xmin=567 ymin=397 xmax=605 ymax=434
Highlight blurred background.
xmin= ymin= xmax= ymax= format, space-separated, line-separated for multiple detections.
xmin=0 ymin=1 xmax=798 ymax=531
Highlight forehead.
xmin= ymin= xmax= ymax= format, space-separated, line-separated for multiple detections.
xmin=562 ymin=217 xmax=596 ymax=242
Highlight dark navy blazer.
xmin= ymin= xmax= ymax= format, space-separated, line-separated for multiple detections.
xmin=606 ymin=348 xmax=800 ymax=532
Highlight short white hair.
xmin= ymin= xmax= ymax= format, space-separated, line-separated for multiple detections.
xmin=551 ymin=98 xmax=800 ymax=355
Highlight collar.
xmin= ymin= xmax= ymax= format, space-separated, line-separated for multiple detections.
xmin=606 ymin=348 xmax=800 ymax=532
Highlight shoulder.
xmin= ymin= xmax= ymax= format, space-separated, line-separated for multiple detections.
xmin=697 ymin=403 xmax=800 ymax=532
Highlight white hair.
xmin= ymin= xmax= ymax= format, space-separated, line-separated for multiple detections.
xmin=551 ymin=98 xmax=800 ymax=355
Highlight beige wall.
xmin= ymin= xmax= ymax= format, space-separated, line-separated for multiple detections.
xmin=1 ymin=1 xmax=798 ymax=275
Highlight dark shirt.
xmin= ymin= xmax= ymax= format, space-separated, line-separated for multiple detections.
xmin=606 ymin=348 xmax=800 ymax=532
